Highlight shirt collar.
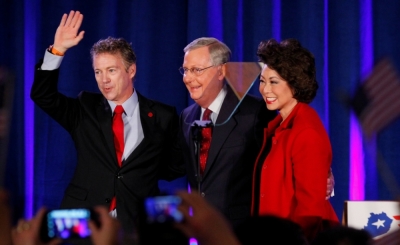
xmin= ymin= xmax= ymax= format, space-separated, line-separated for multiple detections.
xmin=203 ymin=84 xmax=227 ymax=116
xmin=108 ymin=88 xmax=138 ymax=117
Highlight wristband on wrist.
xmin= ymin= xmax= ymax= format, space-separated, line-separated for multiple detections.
xmin=48 ymin=45 xmax=64 ymax=56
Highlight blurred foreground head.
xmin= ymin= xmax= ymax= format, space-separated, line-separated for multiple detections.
xmin=235 ymin=215 xmax=309 ymax=245
xmin=311 ymin=225 xmax=373 ymax=245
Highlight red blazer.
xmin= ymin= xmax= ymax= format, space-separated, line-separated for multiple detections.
xmin=251 ymin=103 xmax=339 ymax=240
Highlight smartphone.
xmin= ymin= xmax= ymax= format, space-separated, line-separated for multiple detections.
xmin=144 ymin=195 xmax=184 ymax=224
xmin=139 ymin=195 xmax=187 ymax=245
xmin=40 ymin=208 xmax=97 ymax=242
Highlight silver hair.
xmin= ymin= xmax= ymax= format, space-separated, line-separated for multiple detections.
xmin=183 ymin=37 xmax=231 ymax=65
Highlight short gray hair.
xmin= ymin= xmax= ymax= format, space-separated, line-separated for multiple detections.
xmin=184 ymin=37 xmax=231 ymax=65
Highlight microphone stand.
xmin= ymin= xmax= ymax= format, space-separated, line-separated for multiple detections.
xmin=191 ymin=120 xmax=213 ymax=193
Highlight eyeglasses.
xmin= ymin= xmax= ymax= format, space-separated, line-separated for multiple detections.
xmin=178 ymin=65 xmax=215 ymax=76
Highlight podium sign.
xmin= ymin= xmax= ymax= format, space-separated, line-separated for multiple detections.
xmin=343 ymin=201 xmax=400 ymax=239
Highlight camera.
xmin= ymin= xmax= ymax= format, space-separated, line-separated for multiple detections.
xmin=138 ymin=195 xmax=188 ymax=245
xmin=39 ymin=208 xmax=98 ymax=243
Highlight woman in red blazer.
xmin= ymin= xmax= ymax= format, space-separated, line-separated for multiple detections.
xmin=251 ymin=38 xmax=339 ymax=241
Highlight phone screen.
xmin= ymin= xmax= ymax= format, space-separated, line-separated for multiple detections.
xmin=42 ymin=208 xmax=92 ymax=241
xmin=144 ymin=195 xmax=183 ymax=224
xmin=139 ymin=196 xmax=187 ymax=245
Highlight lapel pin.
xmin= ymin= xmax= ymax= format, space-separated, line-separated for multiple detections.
xmin=148 ymin=112 xmax=154 ymax=118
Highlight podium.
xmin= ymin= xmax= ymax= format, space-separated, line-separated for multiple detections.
xmin=343 ymin=201 xmax=400 ymax=240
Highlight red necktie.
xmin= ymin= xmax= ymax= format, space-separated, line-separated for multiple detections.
xmin=110 ymin=105 xmax=124 ymax=211
xmin=113 ymin=105 xmax=125 ymax=167
xmin=200 ymin=108 xmax=212 ymax=175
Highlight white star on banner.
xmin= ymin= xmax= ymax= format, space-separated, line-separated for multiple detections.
xmin=372 ymin=219 xmax=385 ymax=229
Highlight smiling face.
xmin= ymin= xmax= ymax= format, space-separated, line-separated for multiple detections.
xmin=259 ymin=65 xmax=298 ymax=120
xmin=182 ymin=46 xmax=224 ymax=108
xmin=93 ymin=52 xmax=135 ymax=105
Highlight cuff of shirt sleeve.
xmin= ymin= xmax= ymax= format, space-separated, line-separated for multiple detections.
xmin=41 ymin=49 xmax=63 ymax=70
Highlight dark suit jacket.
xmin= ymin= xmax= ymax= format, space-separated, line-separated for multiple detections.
xmin=179 ymin=85 xmax=276 ymax=229
xmin=31 ymin=62 xmax=184 ymax=234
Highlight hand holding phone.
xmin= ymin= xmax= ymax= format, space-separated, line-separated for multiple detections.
xmin=12 ymin=207 xmax=61 ymax=245
xmin=144 ymin=195 xmax=184 ymax=224
xmin=40 ymin=208 xmax=98 ymax=243
xmin=88 ymin=206 xmax=121 ymax=245
xmin=138 ymin=195 xmax=188 ymax=245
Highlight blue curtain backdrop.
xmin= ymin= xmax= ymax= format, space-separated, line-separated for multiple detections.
xmin=1 ymin=0 xmax=400 ymax=222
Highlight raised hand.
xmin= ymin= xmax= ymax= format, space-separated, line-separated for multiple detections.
xmin=53 ymin=10 xmax=85 ymax=54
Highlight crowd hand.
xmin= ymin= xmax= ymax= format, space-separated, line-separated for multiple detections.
xmin=88 ymin=206 xmax=122 ymax=245
xmin=326 ymin=168 xmax=335 ymax=200
xmin=0 ymin=188 xmax=12 ymax=245
xmin=11 ymin=207 xmax=61 ymax=245
xmin=53 ymin=10 xmax=85 ymax=54
xmin=174 ymin=190 xmax=241 ymax=245
xmin=0 ymin=109 xmax=7 ymax=138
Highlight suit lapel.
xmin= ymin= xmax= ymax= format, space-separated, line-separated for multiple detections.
xmin=96 ymin=98 xmax=118 ymax=166
xmin=97 ymin=93 xmax=157 ymax=168
xmin=123 ymin=92 xmax=154 ymax=165
xmin=203 ymin=87 xmax=239 ymax=176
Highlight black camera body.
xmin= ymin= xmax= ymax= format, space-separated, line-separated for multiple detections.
xmin=39 ymin=208 xmax=99 ymax=243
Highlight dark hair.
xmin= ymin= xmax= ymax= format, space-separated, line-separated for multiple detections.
xmin=90 ymin=37 xmax=136 ymax=71
xmin=311 ymin=226 xmax=373 ymax=245
xmin=235 ymin=216 xmax=309 ymax=245
xmin=257 ymin=38 xmax=318 ymax=103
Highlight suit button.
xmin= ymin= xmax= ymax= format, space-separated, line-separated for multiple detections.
xmin=116 ymin=173 xmax=123 ymax=179
xmin=105 ymin=198 xmax=111 ymax=203
xmin=201 ymin=192 xmax=205 ymax=197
